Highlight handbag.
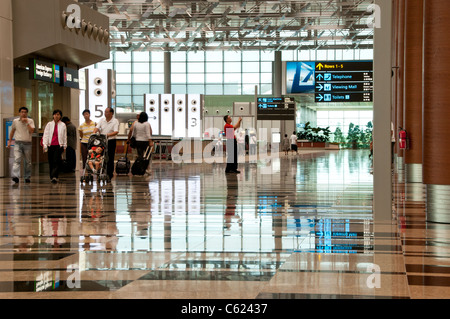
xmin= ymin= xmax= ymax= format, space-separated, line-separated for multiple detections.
xmin=130 ymin=136 xmax=137 ymax=148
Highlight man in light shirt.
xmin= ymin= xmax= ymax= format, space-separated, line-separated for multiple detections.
xmin=93 ymin=107 xmax=119 ymax=180
xmin=7 ymin=107 xmax=35 ymax=184
xmin=290 ymin=131 xmax=298 ymax=155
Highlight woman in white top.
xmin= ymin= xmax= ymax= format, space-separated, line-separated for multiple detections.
xmin=131 ymin=112 xmax=154 ymax=159
xmin=290 ymin=131 xmax=298 ymax=155
xmin=42 ymin=109 xmax=67 ymax=183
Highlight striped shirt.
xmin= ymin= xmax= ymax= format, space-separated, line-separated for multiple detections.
xmin=79 ymin=121 xmax=96 ymax=144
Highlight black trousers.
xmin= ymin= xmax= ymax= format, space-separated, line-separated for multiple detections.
xmin=225 ymin=139 xmax=238 ymax=172
xmin=107 ymin=139 xmax=117 ymax=179
xmin=80 ymin=143 xmax=88 ymax=168
xmin=136 ymin=141 xmax=149 ymax=159
xmin=66 ymin=146 xmax=76 ymax=172
xmin=48 ymin=145 xmax=64 ymax=180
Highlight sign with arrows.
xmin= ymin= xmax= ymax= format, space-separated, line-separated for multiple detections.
xmin=316 ymin=92 xmax=373 ymax=103
xmin=315 ymin=61 xmax=373 ymax=102
xmin=257 ymin=96 xmax=296 ymax=120
xmin=286 ymin=60 xmax=373 ymax=103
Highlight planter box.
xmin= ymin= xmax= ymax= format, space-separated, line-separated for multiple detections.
xmin=298 ymin=141 xmax=326 ymax=148
xmin=325 ymin=143 xmax=340 ymax=150
xmin=297 ymin=141 xmax=340 ymax=150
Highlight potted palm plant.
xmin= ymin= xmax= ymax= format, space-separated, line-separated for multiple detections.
xmin=346 ymin=123 xmax=361 ymax=149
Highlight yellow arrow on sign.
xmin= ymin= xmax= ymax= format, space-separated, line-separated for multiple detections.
xmin=316 ymin=63 xmax=324 ymax=70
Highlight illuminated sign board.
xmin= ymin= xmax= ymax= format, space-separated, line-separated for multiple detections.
xmin=313 ymin=219 xmax=373 ymax=254
xmin=286 ymin=61 xmax=373 ymax=103
xmin=256 ymin=96 xmax=295 ymax=120
xmin=315 ymin=92 xmax=373 ymax=103
xmin=61 ymin=67 xmax=80 ymax=89
xmin=30 ymin=59 xmax=60 ymax=84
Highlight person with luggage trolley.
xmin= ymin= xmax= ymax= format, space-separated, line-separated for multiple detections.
xmin=129 ymin=112 xmax=154 ymax=176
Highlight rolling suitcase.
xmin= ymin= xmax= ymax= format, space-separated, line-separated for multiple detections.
xmin=131 ymin=146 xmax=153 ymax=176
xmin=115 ymin=144 xmax=131 ymax=175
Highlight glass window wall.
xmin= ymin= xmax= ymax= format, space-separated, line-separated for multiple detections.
xmin=95 ymin=48 xmax=373 ymax=113
xmin=317 ymin=110 xmax=373 ymax=143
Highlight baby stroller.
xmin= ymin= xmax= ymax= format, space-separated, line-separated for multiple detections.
xmin=80 ymin=134 xmax=110 ymax=184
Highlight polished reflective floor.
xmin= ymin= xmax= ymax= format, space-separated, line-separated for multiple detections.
xmin=0 ymin=150 xmax=449 ymax=299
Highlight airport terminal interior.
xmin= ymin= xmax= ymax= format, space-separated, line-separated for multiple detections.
xmin=1 ymin=0 xmax=450 ymax=300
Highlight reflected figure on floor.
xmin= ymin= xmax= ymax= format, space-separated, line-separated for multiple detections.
xmin=214 ymin=135 xmax=223 ymax=157
xmin=224 ymin=172 xmax=241 ymax=230
xmin=88 ymin=192 xmax=104 ymax=220
xmin=41 ymin=217 xmax=67 ymax=248
xmin=129 ymin=182 xmax=152 ymax=237
xmin=249 ymin=133 xmax=257 ymax=160
xmin=80 ymin=188 xmax=103 ymax=249
xmin=8 ymin=187 xmax=34 ymax=251
xmin=80 ymin=181 xmax=118 ymax=251
xmin=237 ymin=130 xmax=245 ymax=158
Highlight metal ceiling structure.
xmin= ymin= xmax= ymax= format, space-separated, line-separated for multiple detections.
xmin=76 ymin=0 xmax=375 ymax=53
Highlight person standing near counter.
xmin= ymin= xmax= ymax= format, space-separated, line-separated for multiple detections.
xmin=290 ymin=131 xmax=298 ymax=155
xmin=7 ymin=107 xmax=35 ymax=184
xmin=132 ymin=112 xmax=154 ymax=158
xmin=224 ymin=115 xmax=242 ymax=174
xmin=93 ymin=107 xmax=119 ymax=180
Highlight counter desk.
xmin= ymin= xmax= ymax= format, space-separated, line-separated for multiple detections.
xmin=114 ymin=135 xmax=177 ymax=160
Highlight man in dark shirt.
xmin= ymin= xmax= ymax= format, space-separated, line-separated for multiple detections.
xmin=62 ymin=117 xmax=77 ymax=172
xmin=224 ymin=115 xmax=242 ymax=174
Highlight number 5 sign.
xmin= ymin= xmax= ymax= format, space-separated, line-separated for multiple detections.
xmin=84 ymin=69 xmax=114 ymax=120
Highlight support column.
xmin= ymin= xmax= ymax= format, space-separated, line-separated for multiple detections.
xmin=423 ymin=0 xmax=450 ymax=223
xmin=0 ymin=0 xmax=13 ymax=295
xmin=272 ymin=51 xmax=282 ymax=96
xmin=403 ymin=0 xmax=423 ymax=184
xmin=396 ymin=0 xmax=406 ymax=170
xmin=0 ymin=0 xmax=14 ymax=178
xmin=392 ymin=0 xmax=398 ymax=163
xmin=164 ymin=51 xmax=171 ymax=94
xmin=373 ymin=0 xmax=393 ymax=221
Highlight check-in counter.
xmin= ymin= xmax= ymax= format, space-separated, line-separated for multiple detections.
xmin=113 ymin=136 xmax=227 ymax=161
xmin=114 ymin=134 xmax=179 ymax=161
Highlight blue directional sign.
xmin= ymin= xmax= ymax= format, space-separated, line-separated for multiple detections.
xmin=313 ymin=218 xmax=373 ymax=254
xmin=315 ymin=92 xmax=372 ymax=103
xmin=314 ymin=61 xmax=373 ymax=103
xmin=286 ymin=60 xmax=373 ymax=103
xmin=257 ymin=96 xmax=296 ymax=120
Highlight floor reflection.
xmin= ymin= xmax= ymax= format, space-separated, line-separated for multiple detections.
xmin=1 ymin=149 xmax=427 ymax=298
